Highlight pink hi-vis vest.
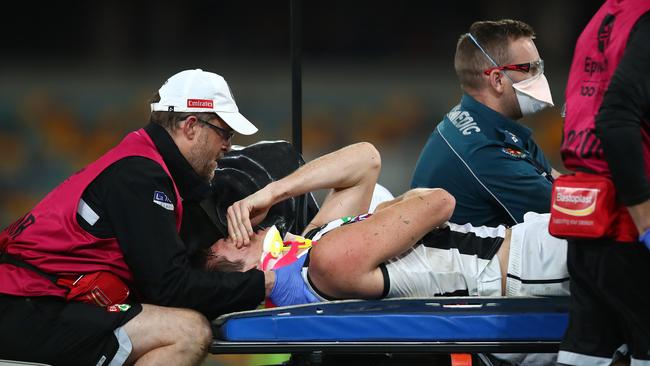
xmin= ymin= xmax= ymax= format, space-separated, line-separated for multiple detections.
xmin=561 ymin=0 xmax=650 ymax=175
xmin=0 ymin=129 xmax=183 ymax=298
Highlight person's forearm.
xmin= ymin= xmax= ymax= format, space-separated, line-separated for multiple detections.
xmin=627 ymin=199 xmax=650 ymax=234
xmin=265 ymin=142 xmax=381 ymax=204
xmin=227 ymin=142 xmax=381 ymax=246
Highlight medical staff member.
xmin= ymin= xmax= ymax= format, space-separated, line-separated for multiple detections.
xmin=411 ymin=19 xmax=558 ymax=227
xmin=556 ymin=1 xmax=650 ymax=365
xmin=0 ymin=69 xmax=290 ymax=366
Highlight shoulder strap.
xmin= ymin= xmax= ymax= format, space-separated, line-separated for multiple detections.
xmin=0 ymin=252 xmax=58 ymax=283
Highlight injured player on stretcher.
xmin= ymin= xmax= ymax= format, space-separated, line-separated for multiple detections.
xmin=207 ymin=142 xmax=569 ymax=307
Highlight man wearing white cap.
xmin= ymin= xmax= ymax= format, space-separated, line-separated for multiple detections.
xmin=150 ymin=68 xmax=258 ymax=182
xmin=0 ymin=69 xmax=286 ymax=365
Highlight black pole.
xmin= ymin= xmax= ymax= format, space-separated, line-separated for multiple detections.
xmin=290 ymin=0 xmax=302 ymax=154
xmin=290 ymin=0 xmax=312 ymax=221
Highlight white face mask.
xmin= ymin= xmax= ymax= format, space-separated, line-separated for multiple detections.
xmin=465 ymin=33 xmax=554 ymax=116
xmin=510 ymin=73 xmax=554 ymax=116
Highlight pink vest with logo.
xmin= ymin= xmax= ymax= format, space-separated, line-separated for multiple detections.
xmin=561 ymin=0 xmax=650 ymax=175
xmin=0 ymin=129 xmax=183 ymax=297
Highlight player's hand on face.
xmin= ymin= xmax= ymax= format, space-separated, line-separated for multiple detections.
xmin=227 ymin=191 xmax=273 ymax=248
xmin=227 ymin=200 xmax=254 ymax=248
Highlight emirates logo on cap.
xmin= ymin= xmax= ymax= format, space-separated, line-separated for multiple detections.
xmin=187 ymin=99 xmax=214 ymax=108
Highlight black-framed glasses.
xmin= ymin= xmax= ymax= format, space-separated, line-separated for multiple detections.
xmin=483 ymin=59 xmax=544 ymax=77
xmin=197 ymin=118 xmax=235 ymax=141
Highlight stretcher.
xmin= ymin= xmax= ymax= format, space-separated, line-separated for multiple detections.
xmin=211 ymin=296 xmax=569 ymax=365
xmin=208 ymin=142 xmax=569 ymax=364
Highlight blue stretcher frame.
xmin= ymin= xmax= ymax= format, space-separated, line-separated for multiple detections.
xmin=210 ymin=296 xmax=569 ymax=355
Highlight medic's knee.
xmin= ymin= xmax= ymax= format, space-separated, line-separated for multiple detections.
xmin=177 ymin=309 xmax=212 ymax=350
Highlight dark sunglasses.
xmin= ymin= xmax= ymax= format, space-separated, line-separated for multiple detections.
xmin=483 ymin=59 xmax=544 ymax=76
xmin=197 ymin=118 xmax=235 ymax=141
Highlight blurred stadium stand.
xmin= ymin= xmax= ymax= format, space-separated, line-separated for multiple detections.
xmin=0 ymin=2 xmax=602 ymax=364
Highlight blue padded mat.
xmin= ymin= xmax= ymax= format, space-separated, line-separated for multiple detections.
xmin=213 ymin=297 xmax=569 ymax=343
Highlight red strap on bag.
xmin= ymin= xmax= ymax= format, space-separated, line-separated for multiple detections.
xmin=56 ymin=271 xmax=130 ymax=307
xmin=0 ymin=251 xmax=131 ymax=307
xmin=549 ymin=172 xmax=637 ymax=242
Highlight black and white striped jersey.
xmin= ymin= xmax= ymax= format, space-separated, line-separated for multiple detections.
xmin=305 ymin=214 xmax=505 ymax=262
xmin=303 ymin=214 xmax=506 ymax=298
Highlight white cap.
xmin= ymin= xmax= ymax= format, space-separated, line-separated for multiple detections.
xmin=151 ymin=69 xmax=258 ymax=135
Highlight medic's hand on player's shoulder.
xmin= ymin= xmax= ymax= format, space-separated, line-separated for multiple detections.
xmin=639 ymin=229 xmax=650 ymax=251
xmin=269 ymin=254 xmax=319 ymax=307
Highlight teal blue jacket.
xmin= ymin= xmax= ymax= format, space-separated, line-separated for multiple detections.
xmin=411 ymin=94 xmax=554 ymax=226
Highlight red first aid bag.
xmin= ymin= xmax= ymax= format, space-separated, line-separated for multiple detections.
xmin=57 ymin=271 xmax=130 ymax=307
xmin=549 ymin=172 xmax=637 ymax=242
